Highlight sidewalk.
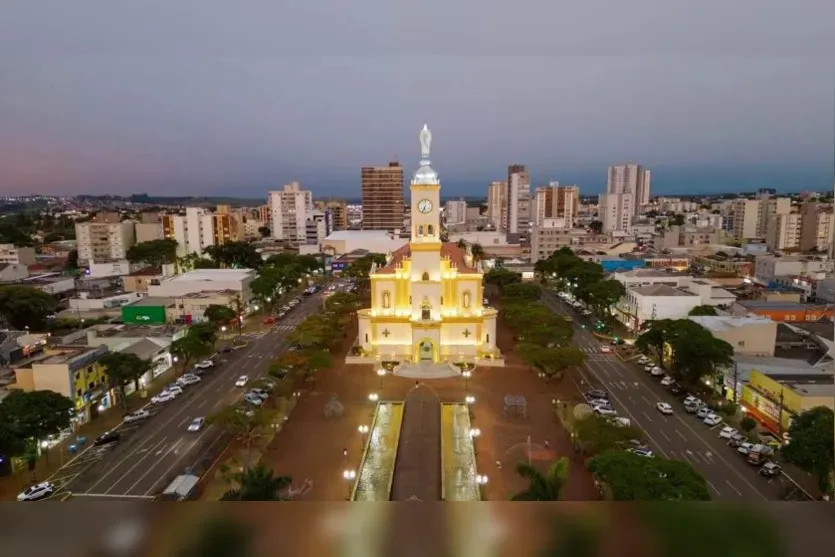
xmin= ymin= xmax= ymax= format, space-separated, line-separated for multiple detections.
xmin=0 ymin=364 xmax=180 ymax=501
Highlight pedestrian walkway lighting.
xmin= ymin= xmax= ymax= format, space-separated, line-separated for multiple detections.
xmin=358 ymin=424 xmax=369 ymax=435
xmin=465 ymin=395 xmax=476 ymax=405
xmin=476 ymin=475 xmax=488 ymax=485
xmin=469 ymin=428 xmax=481 ymax=438
xmin=368 ymin=393 xmax=379 ymax=402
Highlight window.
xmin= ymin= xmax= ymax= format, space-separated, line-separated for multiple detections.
xmin=422 ymin=272 xmax=430 ymax=281
xmin=365 ymin=333 xmax=369 ymax=342
xmin=427 ymin=224 xmax=434 ymax=236
xmin=418 ymin=225 xmax=424 ymax=236
xmin=462 ymin=291 xmax=471 ymax=308
xmin=486 ymin=334 xmax=490 ymax=343
xmin=76 ymin=389 xmax=82 ymax=397
xmin=422 ymin=307 xmax=431 ymax=320
xmin=382 ymin=291 xmax=391 ymax=309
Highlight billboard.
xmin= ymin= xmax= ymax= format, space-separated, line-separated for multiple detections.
xmin=122 ymin=305 xmax=167 ymax=325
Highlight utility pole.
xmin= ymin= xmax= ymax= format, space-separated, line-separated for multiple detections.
xmin=732 ymin=360 xmax=740 ymax=402
xmin=777 ymin=390 xmax=785 ymax=438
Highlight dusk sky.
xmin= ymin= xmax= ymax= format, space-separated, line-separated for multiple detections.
xmin=1 ymin=1 xmax=833 ymax=198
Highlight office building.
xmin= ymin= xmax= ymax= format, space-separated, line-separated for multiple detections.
xmin=508 ymin=164 xmax=531 ymax=232
xmin=361 ymin=162 xmax=405 ymax=232
xmin=533 ymin=182 xmax=580 ymax=228
xmin=267 ymin=181 xmax=313 ymax=242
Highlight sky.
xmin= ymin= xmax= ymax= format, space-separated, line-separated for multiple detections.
xmin=1 ymin=1 xmax=834 ymax=199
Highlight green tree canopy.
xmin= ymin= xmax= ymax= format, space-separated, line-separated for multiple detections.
xmin=171 ymin=332 xmax=213 ymax=372
xmin=0 ymin=390 xmax=73 ymax=444
xmin=588 ymin=220 xmax=603 ymax=234
xmin=581 ymin=278 xmax=625 ymax=319
xmin=125 ymin=238 xmax=178 ymax=268
xmin=635 ymin=319 xmax=733 ymax=383
xmin=501 ymin=282 xmax=540 ymax=301
xmin=573 ymin=414 xmax=645 ymax=455
xmin=484 ymin=268 xmax=522 ymax=289
xmin=511 ymin=458 xmax=570 ymax=501
xmin=0 ymin=285 xmax=58 ymax=330
xmin=99 ymin=352 xmax=151 ymax=411
xmin=203 ymin=242 xmax=262 ymax=269
xmin=210 ymin=406 xmax=275 ymax=470
xmin=204 ymin=304 xmax=238 ymax=328
xmin=688 ymin=305 xmax=718 ymax=316
xmin=343 ymin=253 xmax=387 ymax=289
xmin=780 ymin=406 xmax=834 ymax=495
xmin=220 ymin=463 xmax=292 ymax=501
xmin=517 ymin=343 xmax=584 ymax=380
xmin=587 ymin=450 xmax=711 ymax=501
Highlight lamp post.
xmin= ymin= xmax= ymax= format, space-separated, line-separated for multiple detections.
xmin=475 ymin=474 xmax=488 ymax=498
xmin=465 ymin=395 xmax=475 ymax=405
xmin=342 ymin=469 xmax=356 ymax=500
xmin=368 ymin=393 xmax=379 ymax=403
xmin=377 ymin=368 xmax=386 ymax=389
xmin=358 ymin=424 xmax=369 ymax=447
xmin=469 ymin=428 xmax=481 ymax=454
xmin=462 ymin=370 xmax=471 ymax=390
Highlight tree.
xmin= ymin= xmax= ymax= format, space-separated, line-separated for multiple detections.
xmin=125 ymin=238 xmax=178 ymax=268
xmin=170 ymin=334 xmax=213 ymax=373
xmin=343 ymin=253 xmax=386 ymax=290
xmin=0 ymin=390 xmax=73 ymax=464
xmin=780 ymin=407 xmax=834 ymax=494
xmin=470 ymin=243 xmax=485 ymax=263
xmin=739 ymin=416 xmax=757 ymax=433
xmin=209 ymin=406 xmax=274 ymax=471
xmin=635 ymin=319 xmax=733 ymax=383
xmin=511 ymin=458 xmax=570 ymax=501
xmin=573 ymin=414 xmax=644 ymax=455
xmin=517 ymin=343 xmax=583 ymax=381
xmin=204 ymin=304 xmax=237 ymax=329
xmin=257 ymin=225 xmax=271 ymax=238
xmin=582 ymin=278 xmax=625 ymax=320
xmin=672 ymin=213 xmax=686 ymax=226
xmin=484 ymin=268 xmax=522 ymax=290
xmin=0 ymin=420 xmax=27 ymax=460
xmin=689 ymin=305 xmax=718 ymax=316
xmin=99 ymin=352 xmax=151 ymax=412
xmin=220 ymin=463 xmax=292 ymax=501
xmin=203 ymin=242 xmax=262 ymax=269
xmin=588 ymin=220 xmax=603 ymax=234
xmin=501 ymin=283 xmax=540 ymax=301
xmin=587 ymin=450 xmax=711 ymax=501
xmin=0 ymin=285 xmax=58 ymax=330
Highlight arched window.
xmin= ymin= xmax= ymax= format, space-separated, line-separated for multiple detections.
xmin=417 ymin=225 xmax=424 ymax=236
xmin=427 ymin=224 xmax=434 ymax=236
xmin=462 ymin=291 xmax=471 ymax=308
xmin=422 ymin=272 xmax=430 ymax=281
xmin=486 ymin=334 xmax=490 ymax=343
xmin=382 ymin=291 xmax=391 ymax=309
xmin=421 ymin=300 xmax=431 ymax=320
xmin=365 ymin=333 xmax=369 ymax=342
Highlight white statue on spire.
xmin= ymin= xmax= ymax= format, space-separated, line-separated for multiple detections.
xmin=420 ymin=123 xmax=432 ymax=159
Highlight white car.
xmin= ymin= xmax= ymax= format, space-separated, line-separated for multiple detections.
xmin=637 ymin=356 xmax=650 ymax=365
xmin=650 ymin=367 xmax=664 ymax=377
xmin=124 ymin=409 xmax=151 ymax=423
xmin=177 ymin=374 xmax=201 ymax=386
xmin=17 ymin=481 xmax=55 ymax=502
xmin=610 ymin=417 xmax=631 ymax=427
xmin=644 ymin=364 xmax=656 ymax=372
xmin=656 ymin=402 xmax=674 ymax=415
xmin=164 ymin=385 xmax=183 ymax=397
xmin=696 ymin=407 xmax=711 ymax=419
xmin=187 ymin=417 xmax=206 ymax=432
xmin=718 ymin=426 xmax=739 ymax=439
xmin=235 ymin=375 xmax=249 ymax=387
xmin=151 ymin=391 xmax=176 ymax=404
xmin=703 ymin=413 xmax=722 ymax=427
xmin=195 ymin=360 xmax=214 ymax=369
xmin=600 ymin=345 xmax=612 ymax=354
xmin=593 ymin=405 xmax=618 ymax=417
xmin=660 ymin=376 xmax=674 ymax=387
xmin=737 ymin=442 xmax=755 ymax=455
xmin=627 ymin=447 xmax=654 ymax=458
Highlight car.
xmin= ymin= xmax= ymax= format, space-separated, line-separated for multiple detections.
xmin=244 ymin=393 xmax=264 ymax=406
xmin=644 ymin=364 xmax=656 ymax=372
xmin=124 ymin=409 xmax=151 ymax=423
xmin=656 ymin=402 xmax=674 ymax=415
xmin=737 ymin=442 xmax=755 ymax=455
xmin=759 ymin=462 xmax=782 ymax=478
xmin=660 ymin=375 xmax=674 ymax=387
xmin=235 ymin=375 xmax=249 ymax=387
xmin=627 ymin=448 xmax=655 ymax=458
xmin=649 ymin=367 xmax=665 ymax=377
xmin=703 ymin=413 xmax=722 ymax=427
xmin=609 ymin=417 xmax=631 ymax=427
xmin=593 ymin=405 xmax=618 ymax=417
xmin=695 ymin=406 xmax=711 ymax=419
xmin=94 ymin=431 xmax=121 ymax=447
xmin=586 ymin=389 xmax=608 ymax=401
xmin=187 ymin=417 xmax=206 ymax=432
xmin=177 ymin=374 xmax=201 ymax=386
xmin=262 ymin=316 xmax=276 ymax=325
xmin=670 ymin=383 xmax=684 ymax=396
xmin=288 ymin=344 xmax=301 ymax=351
xmin=718 ymin=426 xmax=739 ymax=439
xmin=249 ymin=388 xmax=269 ymax=400
xmin=482 ymin=297 xmax=489 ymax=305
xmin=600 ymin=345 xmax=612 ymax=353
xmin=164 ymin=385 xmax=184 ymax=397
xmin=17 ymin=481 xmax=55 ymax=502
xmin=219 ymin=344 xmax=233 ymax=353
xmin=636 ymin=356 xmax=650 ymax=365
xmin=585 ymin=397 xmax=609 ymax=407
xmin=152 ymin=391 xmax=176 ymax=404
xmin=195 ymin=360 xmax=214 ymax=369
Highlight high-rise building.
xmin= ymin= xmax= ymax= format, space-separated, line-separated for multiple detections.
xmin=486 ymin=181 xmax=507 ymax=230
xmin=731 ymin=199 xmax=761 ymax=241
xmin=361 ymin=162 xmax=404 ymax=232
xmin=598 ymin=193 xmax=634 ymax=233
xmin=533 ymin=182 xmax=580 ymax=228
xmin=162 ymin=207 xmax=214 ymax=256
xmin=766 ymin=213 xmax=803 ymax=251
xmin=444 ymin=199 xmax=468 ymax=226
xmin=607 ymin=163 xmax=651 ymax=207
xmin=211 ymin=205 xmax=240 ymax=245
xmin=508 ymin=165 xmax=531 ymax=232
xmin=315 ymin=199 xmax=349 ymax=231
xmin=75 ymin=220 xmax=137 ymax=266
xmin=305 ymin=210 xmax=334 ymax=246
xmin=268 ymin=181 xmax=314 ymax=242
xmin=800 ymin=201 xmax=834 ymax=253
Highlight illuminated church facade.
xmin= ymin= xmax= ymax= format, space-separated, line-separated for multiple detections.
xmin=354 ymin=125 xmax=502 ymax=366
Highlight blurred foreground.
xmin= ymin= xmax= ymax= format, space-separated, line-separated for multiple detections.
xmin=1 ymin=502 xmax=833 ymax=557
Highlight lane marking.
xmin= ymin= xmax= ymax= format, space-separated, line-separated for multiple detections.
xmin=706 ymin=481 xmax=721 ymax=495
xmin=640 ymin=395 xmax=653 ymax=407
xmin=675 ymin=430 xmax=687 ymax=442
xmin=122 ymin=438 xmax=186 ymax=495
xmin=725 ymin=481 xmax=742 ymax=496
xmin=144 ymin=427 xmax=216 ymax=496
xmin=641 ymin=411 xmax=654 ymax=423
xmin=85 ymin=437 xmax=168 ymax=494
xmin=659 ymin=430 xmax=670 ymax=441
xmin=197 ymin=399 xmax=207 ymax=409
xmin=177 ymin=417 xmax=191 ymax=427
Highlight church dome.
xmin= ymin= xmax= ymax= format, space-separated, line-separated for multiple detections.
xmin=412 ymin=163 xmax=439 ymax=185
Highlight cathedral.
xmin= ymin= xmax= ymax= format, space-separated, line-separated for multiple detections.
xmin=354 ymin=125 xmax=502 ymax=367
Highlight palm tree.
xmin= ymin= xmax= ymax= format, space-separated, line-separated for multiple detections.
xmin=221 ymin=463 xmax=292 ymax=501
xmin=456 ymin=238 xmax=468 ymax=249
xmin=511 ymin=457 xmax=570 ymax=501
xmin=470 ymin=243 xmax=485 ymax=263
xmin=209 ymin=406 xmax=273 ymax=471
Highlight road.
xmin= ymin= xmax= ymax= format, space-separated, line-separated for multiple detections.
xmin=46 ymin=287 xmax=334 ymax=500
xmin=541 ymin=290 xmax=799 ymax=501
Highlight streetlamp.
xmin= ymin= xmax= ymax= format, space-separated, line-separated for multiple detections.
xmin=368 ymin=393 xmax=379 ymax=402
xmin=465 ymin=395 xmax=475 ymax=405
xmin=462 ymin=370 xmax=471 ymax=389
xmin=358 ymin=424 xmax=369 ymax=446
xmin=377 ymin=368 xmax=386 ymax=389
xmin=342 ymin=469 xmax=356 ymax=500
xmin=221 ymin=325 xmax=227 ymax=333
xmin=476 ymin=474 xmax=488 ymax=485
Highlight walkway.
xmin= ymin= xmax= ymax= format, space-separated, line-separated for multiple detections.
xmin=389 ymin=384 xmax=442 ymax=501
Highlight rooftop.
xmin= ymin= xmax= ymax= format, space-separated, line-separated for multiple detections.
xmin=90 ymin=323 xmax=185 ymax=339
xmin=738 ymin=300 xmax=826 ymax=310
xmin=163 ymin=269 xmax=253 ymax=283
xmin=631 ymin=284 xmax=697 ymax=297
xmin=616 ymin=268 xmax=690 ymax=278
xmin=733 ymin=354 xmax=829 ymax=377
xmin=129 ymin=297 xmax=175 ymax=307
xmin=128 ymin=267 xmax=162 ymax=277
xmin=326 ymin=230 xmax=399 ymax=241
xmin=689 ymin=315 xmax=774 ymax=332
xmin=375 ymin=243 xmax=478 ymax=274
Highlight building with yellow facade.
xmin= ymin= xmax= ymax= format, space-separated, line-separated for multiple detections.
xmin=351 ymin=125 xmax=502 ymax=375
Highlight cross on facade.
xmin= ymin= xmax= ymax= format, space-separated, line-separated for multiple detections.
xmin=462 ymin=329 xmax=471 ymax=338
xmin=382 ymin=329 xmax=391 ymax=338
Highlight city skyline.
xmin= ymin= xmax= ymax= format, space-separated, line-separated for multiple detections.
xmin=2 ymin=5 xmax=834 ymax=198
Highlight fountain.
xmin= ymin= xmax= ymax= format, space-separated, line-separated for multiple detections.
xmin=440 ymin=403 xmax=482 ymax=501
xmin=352 ymin=401 xmax=404 ymax=501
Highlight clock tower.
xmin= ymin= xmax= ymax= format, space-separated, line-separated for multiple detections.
xmin=410 ymin=123 xmax=441 ymax=246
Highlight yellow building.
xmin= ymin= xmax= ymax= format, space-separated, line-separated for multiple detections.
xmin=353 ymin=125 xmax=502 ymax=370
xmin=11 ymin=345 xmax=114 ymax=425
xmin=740 ymin=369 xmax=835 ymax=436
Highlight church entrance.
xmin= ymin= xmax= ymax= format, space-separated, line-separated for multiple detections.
xmin=418 ymin=340 xmax=434 ymax=362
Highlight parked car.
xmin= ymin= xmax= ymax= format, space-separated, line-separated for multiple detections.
xmin=627 ymin=448 xmax=655 ymax=458
xmin=177 ymin=374 xmax=201 ymax=386
xmin=124 ymin=409 xmax=151 ymax=424
xmin=593 ymin=405 xmax=618 ymax=417
xmin=187 ymin=417 xmax=206 ymax=432
xmin=703 ymin=414 xmax=722 ymax=427
xmin=696 ymin=407 xmax=711 ymax=419
xmin=759 ymin=462 xmax=782 ymax=478
xmin=244 ymin=393 xmax=264 ymax=406
xmin=718 ymin=426 xmax=739 ymax=439
xmin=249 ymin=388 xmax=269 ymax=400
xmin=670 ymin=383 xmax=684 ymax=396
xmin=737 ymin=442 xmax=755 ymax=455
xmin=656 ymin=402 xmax=674 ymax=415
xmin=235 ymin=375 xmax=249 ymax=387
xmin=17 ymin=481 xmax=55 ymax=502
xmin=660 ymin=376 xmax=674 ymax=387
xmin=94 ymin=431 xmax=121 ymax=447
xmin=164 ymin=385 xmax=183 ymax=397
xmin=152 ymin=391 xmax=176 ymax=404
xmin=586 ymin=389 xmax=608 ymax=400
xmin=636 ymin=356 xmax=650 ymax=365
xmin=599 ymin=345 xmax=612 ymax=353
xmin=649 ymin=367 xmax=665 ymax=377
xmin=195 ymin=360 xmax=214 ymax=369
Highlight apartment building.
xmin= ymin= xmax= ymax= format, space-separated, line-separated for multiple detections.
xmin=766 ymin=213 xmax=803 ymax=251
xmin=487 ymin=181 xmax=507 ymax=230
xmin=315 ymin=199 xmax=348 ymax=231
xmin=607 ymin=163 xmax=651 ymax=212
xmin=657 ymin=225 xmax=721 ymax=248
xmin=508 ymin=165 xmax=531 ymax=232
xmin=756 ymin=193 xmax=791 ymax=238
xmin=533 ymin=183 xmax=580 ymax=228
xmin=0 ymin=243 xmax=36 ymax=266
xmin=598 ymin=192 xmax=634 ymax=233
xmin=305 ymin=210 xmax=334 ymax=246
xmin=75 ymin=219 xmax=137 ymax=266
xmin=268 ymin=181 xmax=314 ymax=242
xmin=360 ymin=162 xmax=404 ymax=232
xmin=162 ymin=207 xmax=213 ymax=256
xmin=800 ymin=201 xmax=834 ymax=253
xmin=731 ymin=199 xmax=761 ymax=240
xmin=753 ymin=255 xmax=833 ymax=285
xmin=617 ymin=284 xmax=701 ymax=331
xmin=445 ymin=199 xmax=468 ymax=226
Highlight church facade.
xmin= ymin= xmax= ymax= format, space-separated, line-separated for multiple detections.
xmin=354 ymin=125 xmax=502 ymax=365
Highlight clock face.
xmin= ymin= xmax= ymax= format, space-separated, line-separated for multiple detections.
xmin=418 ymin=199 xmax=433 ymax=214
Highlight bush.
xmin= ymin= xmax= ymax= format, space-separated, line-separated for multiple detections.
xmin=740 ymin=416 xmax=757 ymax=432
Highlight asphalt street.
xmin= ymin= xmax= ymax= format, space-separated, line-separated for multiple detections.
xmin=46 ymin=288 xmax=332 ymax=500
xmin=541 ymin=290 xmax=797 ymax=501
